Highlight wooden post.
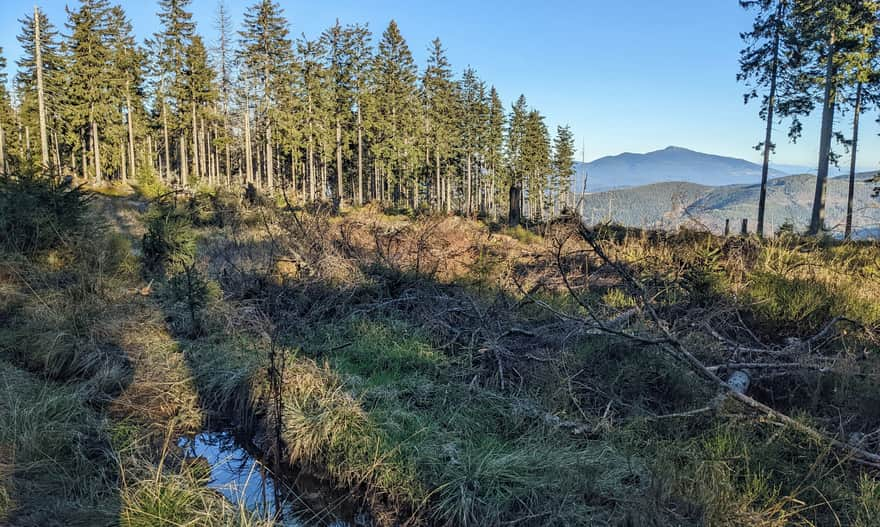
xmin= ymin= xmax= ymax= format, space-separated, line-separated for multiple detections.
xmin=724 ymin=218 xmax=730 ymax=237
xmin=741 ymin=218 xmax=748 ymax=236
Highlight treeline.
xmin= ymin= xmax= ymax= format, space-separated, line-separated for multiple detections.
xmin=739 ymin=0 xmax=880 ymax=238
xmin=0 ymin=0 xmax=577 ymax=223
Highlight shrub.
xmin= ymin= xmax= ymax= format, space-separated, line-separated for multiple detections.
xmin=0 ymin=174 xmax=91 ymax=255
xmin=142 ymin=205 xmax=196 ymax=277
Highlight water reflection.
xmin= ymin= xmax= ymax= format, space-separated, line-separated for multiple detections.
xmin=178 ymin=431 xmax=350 ymax=526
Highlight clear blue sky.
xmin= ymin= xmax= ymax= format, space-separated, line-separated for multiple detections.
xmin=1 ymin=0 xmax=878 ymax=171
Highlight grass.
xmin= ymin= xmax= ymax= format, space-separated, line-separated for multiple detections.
xmin=3 ymin=178 xmax=880 ymax=526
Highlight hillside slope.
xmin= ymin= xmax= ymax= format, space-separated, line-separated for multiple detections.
xmin=573 ymin=146 xmax=787 ymax=192
xmin=578 ymin=173 xmax=880 ymax=237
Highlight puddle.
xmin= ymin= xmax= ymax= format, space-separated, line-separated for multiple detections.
xmin=178 ymin=431 xmax=353 ymax=526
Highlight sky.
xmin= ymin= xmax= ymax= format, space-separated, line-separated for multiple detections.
xmin=1 ymin=0 xmax=878 ymax=172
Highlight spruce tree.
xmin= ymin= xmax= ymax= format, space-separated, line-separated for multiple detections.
xmin=459 ymin=67 xmax=487 ymax=215
xmin=321 ymin=20 xmax=357 ymax=204
xmin=551 ymin=125 xmax=575 ymax=215
xmin=370 ymin=20 xmax=419 ymax=206
xmin=349 ymin=24 xmax=372 ymax=204
xmin=794 ymin=0 xmax=880 ymax=234
xmin=239 ymin=0 xmax=294 ymax=191
xmin=150 ymin=0 xmax=196 ymax=184
xmin=484 ymin=86 xmax=505 ymax=218
xmin=108 ymin=5 xmax=144 ymax=181
xmin=422 ymin=38 xmax=457 ymax=211
xmin=66 ymin=0 xmax=114 ymax=183
xmin=505 ymin=94 xmax=528 ymax=225
xmin=738 ymin=0 xmax=812 ymax=236
xmin=16 ymin=8 xmax=62 ymax=170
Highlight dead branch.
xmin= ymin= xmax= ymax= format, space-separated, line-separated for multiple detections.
xmin=572 ymin=221 xmax=880 ymax=470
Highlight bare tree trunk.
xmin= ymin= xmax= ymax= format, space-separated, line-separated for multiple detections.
xmin=336 ymin=117 xmax=343 ymax=204
xmin=435 ymin=148 xmax=441 ymax=212
xmin=466 ymin=154 xmax=473 ymax=215
xmin=80 ymin=132 xmax=87 ymax=180
xmin=91 ymin=119 xmax=102 ymax=183
xmin=266 ymin=122 xmax=274 ymax=191
xmin=308 ymin=142 xmax=315 ymax=201
xmin=244 ymin=104 xmax=253 ymax=186
xmin=120 ymin=140 xmax=127 ymax=182
xmin=357 ymin=109 xmax=363 ymax=205
xmin=34 ymin=6 xmax=49 ymax=171
xmin=162 ymin=102 xmax=171 ymax=182
xmin=147 ymin=134 xmax=156 ymax=180
xmin=0 ymin=123 xmax=5 ymax=176
xmin=126 ymin=84 xmax=136 ymax=178
xmin=845 ymin=81 xmax=862 ymax=240
xmin=191 ymin=105 xmax=199 ymax=182
xmin=180 ymin=134 xmax=188 ymax=186
xmin=809 ymin=36 xmax=837 ymax=235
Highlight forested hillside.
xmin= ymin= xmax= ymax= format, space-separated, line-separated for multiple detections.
xmin=0 ymin=0 xmax=576 ymax=222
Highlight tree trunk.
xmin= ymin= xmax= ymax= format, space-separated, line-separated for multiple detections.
xmin=180 ymin=134 xmax=188 ymax=186
xmin=120 ymin=140 xmax=127 ymax=182
xmin=34 ymin=6 xmax=49 ymax=171
xmin=466 ymin=154 xmax=473 ymax=215
xmin=357 ymin=109 xmax=363 ymax=205
xmin=845 ymin=81 xmax=862 ymax=240
xmin=757 ymin=5 xmax=783 ymax=237
xmin=126 ymin=85 xmax=136 ymax=178
xmin=809 ymin=35 xmax=837 ymax=235
xmin=162 ymin=102 xmax=171 ymax=182
xmin=336 ymin=117 xmax=343 ymax=204
xmin=0 ymin=123 xmax=6 ymax=176
xmin=244 ymin=104 xmax=253 ymax=186
xmin=191 ymin=105 xmax=199 ymax=182
xmin=266 ymin=122 xmax=273 ymax=191
xmin=91 ymin=119 xmax=102 ymax=183
xmin=508 ymin=185 xmax=522 ymax=227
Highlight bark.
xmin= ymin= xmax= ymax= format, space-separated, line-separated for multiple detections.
xmin=0 ymin=124 xmax=6 ymax=176
xmin=180 ymin=134 xmax=188 ymax=186
xmin=809 ymin=35 xmax=837 ymax=235
xmin=0 ymin=123 xmax=6 ymax=176
xmin=91 ymin=119 xmax=102 ymax=183
xmin=508 ymin=185 xmax=522 ymax=226
xmin=162 ymin=102 xmax=171 ymax=182
xmin=120 ymin=140 xmax=126 ymax=182
xmin=466 ymin=154 xmax=473 ymax=215
xmin=336 ymin=117 xmax=343 ymax=203
xmin=126 ymin=84 xmax=136 ymax=178
xmin=357 ymin=108 xmax=364 ymax=205
xmin=266 ymin=122 xmax=274 ymax=191
xmin=244 ymin=104 xmax=253 ymax=186
xmin=34 ymin=7 xmax=49 ymax=171
xmin=756 ymin=2 xmax=784 ymax=237
xmin=845 ymin=82 xmax=862 ymax=240
xmin=191 ymin=105 xmax=199 ymax=182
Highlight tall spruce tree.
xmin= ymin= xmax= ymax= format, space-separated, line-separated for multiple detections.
xmin=505 ymin=94 xmax=528 ymax=225
xmin=422 ymin=38 xmax=458 ymax=211
xmin=551 ymin=125 xmax=576 ymax=215
xmin=66 ymin=0 xmax=114 ymax=183
xmin=370 ymin=20 xmax=419 ymax=206
xmin=838 ymin=22 xmax=880 ymax=238
xmin=459 ymin=67 xmax=487 ymax=215
xmin=239 ymin=0 xmax=294 ymax=191
xmin=150 ymin=0 xmax=196 ymax=183
xmin=794 ymin=0 xmax=880 ymax=234
xmin=738 ymin=0 xmax=812 ymax=236
xmin=16 ymin=7 xmax=62 ymax=170
xmin=0 ymin=47 xmax=12 ymax=175
xmin=484 ymin=86 xmax=505 ymax=218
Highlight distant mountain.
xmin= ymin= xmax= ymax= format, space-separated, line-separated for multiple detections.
xmin=573 ymin=146 xmax=787 ymax=192
xmin=576 ymin=173 xmax=880 ymax=239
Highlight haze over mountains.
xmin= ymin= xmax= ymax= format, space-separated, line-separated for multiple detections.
xmin=573 ymin=146 xmax=880 ymax=238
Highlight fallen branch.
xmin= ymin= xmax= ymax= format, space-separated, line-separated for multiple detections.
xmin=572 ymin=221 xmax=880 ymax=470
